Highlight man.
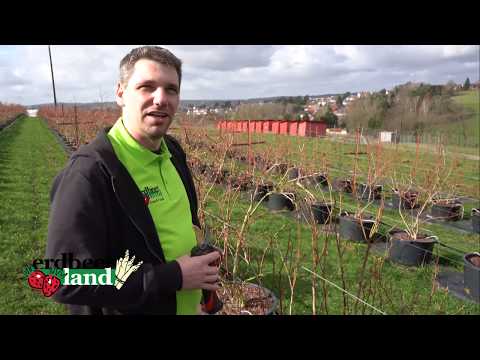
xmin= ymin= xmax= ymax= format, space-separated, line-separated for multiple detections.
xmin=46 ymin=46 xmax=220 ymax=315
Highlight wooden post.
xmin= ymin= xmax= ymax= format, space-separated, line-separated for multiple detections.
xmin=48 ymin=45 xmax=57 ymax=108
xmin=74 ymin=104 xmax=79 ymax=147
xmin=248 ymin=119 xmax=252 ymax=173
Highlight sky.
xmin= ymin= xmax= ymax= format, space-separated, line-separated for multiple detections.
xmin=0 ymin=45 xmax=478 ymax=106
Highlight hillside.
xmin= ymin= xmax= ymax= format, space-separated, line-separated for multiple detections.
xmin=437 ymin=90 xmax=479 ymax=147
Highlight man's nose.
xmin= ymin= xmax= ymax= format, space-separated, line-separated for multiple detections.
xmin=153 ymin=88 xmax=168 ymax=106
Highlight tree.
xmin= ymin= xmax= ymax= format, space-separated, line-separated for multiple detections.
xmin=368 ymin=115 xmax=383 ymax=129
xmin=322 ymin=106 xmax=338 ymax=127
xmin=336 ymin=95 xmax=343 ymax=108
xmin=444 ymin=80 xmax=456 ymax=96
xmin=464 ymin=77 xmax=471 ymax=90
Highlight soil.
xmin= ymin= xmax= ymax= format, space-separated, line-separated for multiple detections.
xmin=216 ymin=282 xmax=276 ymax=315
xmin=467 ymin=254 xmax=480 ymax=268
xmin=390 ymin=231 xmax=435 ymax=243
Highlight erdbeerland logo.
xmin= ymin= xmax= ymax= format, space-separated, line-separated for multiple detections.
xmin=141 ymin=185 xmax=163 ymax=205
xmin=24 ymin=250 xmax=143 ymax=297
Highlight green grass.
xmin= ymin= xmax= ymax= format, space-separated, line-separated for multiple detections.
xmin=0 ymin=116 xmax=68 ymax=314
xmin=434 ymin=90 xmax=480 ymax=148
xmin=4 ymin=115 xmax=475 ymax=315
xmin=202 ymin=183 xmax=480 ymax=315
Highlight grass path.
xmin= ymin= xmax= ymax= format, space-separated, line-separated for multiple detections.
xmin=0 ymin=116 xmax=68 ymax=314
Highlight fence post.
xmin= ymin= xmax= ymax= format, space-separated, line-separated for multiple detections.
xmin=74 ymin=104 xmax=79 ymax=147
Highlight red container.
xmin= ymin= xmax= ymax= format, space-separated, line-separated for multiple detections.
xmin=279 ymin=121 xmax=290 ymax=135
xmin=248 ymin=121 xmax=255 ymax=133
xmin=262 ymin=120 xmax=271 ymax=133
xmin=271 ymin=120 xmax=280 ymax=134
xmin=235 ymin=121 xmax=243 ymax=132
xmin=289 ymin=121 xmax=299 ymax=136
xmin=297 ymin=121 xmax=307 ymax=136
xmin=312 ymin=122 xmax=327 ymax=137
xmin=242 ymin=120 xmax=248 ymax=132
xmin=255 ymin=121 xmax=263 ymax=133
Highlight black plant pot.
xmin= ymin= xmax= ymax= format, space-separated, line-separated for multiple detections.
xmin=247 ymin=283 xmax=279 ymax=315
xmin=228 ymin=177 xmax=250 ymax=191
xmin=472 ymin=208 xmax=480 ymax=233
xmin=315 ymin=174 xmax=329 ymax=187
xmin=311 ymin=202 xmax=333 ymax=224
xmin=358 ymin=184 xmax=382 ymax=201
xmin=217 ymin=282 xmax=279 ymax=315
xmin=431 ymin=201 xmax=463 ymax=221
xmin=387 ymin=230 xmax=437 ymax=266
xmin=287 ymin=167 xmax=300 ymax=180
xmin=267 ymin=192 xmax=295 ymax=211
xmin=391 ymin=190 xmax=420 ymax=209
xmin=253 ymin=183 xmax=273 ymax=202
xmin=268 ymin=163 xmax=288 ymax=175
xmin=300 ymin=175 xmax=315 ymax=187
xmin=336 ymin=179 xmax=354 ymax=193
xmin=464 ymin=253 xmax=480 ymax=302
xmin=338 ymin=214 xmax=375 ymax=242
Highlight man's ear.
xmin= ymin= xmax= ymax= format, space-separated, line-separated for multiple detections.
xmin=115 ymin=83 xmax=125 ymax=107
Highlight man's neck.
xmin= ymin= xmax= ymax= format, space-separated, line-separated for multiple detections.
xmin=121 ymin=119 xmax=162 ymax=152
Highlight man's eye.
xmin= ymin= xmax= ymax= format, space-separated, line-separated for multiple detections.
xmin=167 ymin=88 xmax=179 ymax=94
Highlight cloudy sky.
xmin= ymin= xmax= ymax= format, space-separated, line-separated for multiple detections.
xmin=0 ymin=45 xmax=478 ymax=106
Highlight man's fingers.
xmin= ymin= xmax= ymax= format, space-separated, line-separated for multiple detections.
xmin=202 ymin=282 xmax=220 ymax=291
xmin=204 ymin=274 xmax=219 ymax=283
xmin=202 ymin=251 xmax=221 ymax=264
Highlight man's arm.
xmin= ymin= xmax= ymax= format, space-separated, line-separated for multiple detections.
xmin=46 ymin=156 xmax=182 ymax=310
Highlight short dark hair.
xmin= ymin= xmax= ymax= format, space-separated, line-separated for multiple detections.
xmin=119 ymin=46 xmax=182 ymax=87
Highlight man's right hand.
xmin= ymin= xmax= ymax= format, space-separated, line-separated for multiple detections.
xmin=176 ymin=251 xmax=221 ymax=291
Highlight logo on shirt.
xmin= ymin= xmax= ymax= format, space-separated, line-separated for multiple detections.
xmin=141 ymin=185 xmax=164 ymax=205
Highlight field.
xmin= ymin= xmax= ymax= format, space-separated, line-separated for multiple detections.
xmin=1 ymin=105 xmax=479 ymax=315
xmin=435 ymin=90 xmax=480 ymax=148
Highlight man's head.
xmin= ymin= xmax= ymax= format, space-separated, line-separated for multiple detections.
xmin=116 ymin=46 xmax=182 ymax=150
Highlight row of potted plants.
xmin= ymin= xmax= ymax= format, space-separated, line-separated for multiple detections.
xmin=186 ymin=130 xmax=479 ymax=309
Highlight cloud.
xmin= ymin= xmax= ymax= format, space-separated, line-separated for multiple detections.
xmin=0 ymin=45 xmax=477 ymax=105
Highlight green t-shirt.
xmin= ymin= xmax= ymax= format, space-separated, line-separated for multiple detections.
xmin=107 ymin=118 xmax=201 ymax=314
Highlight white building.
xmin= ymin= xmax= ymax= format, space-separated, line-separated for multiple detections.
xmin=379 ymin=131 xmax=393 ymax=143
xmin=27 ymin=109 xmax=38 ymax=117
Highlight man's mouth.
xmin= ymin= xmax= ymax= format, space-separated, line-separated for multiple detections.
xmin=146 ymin=111 xmax=169 ymax=120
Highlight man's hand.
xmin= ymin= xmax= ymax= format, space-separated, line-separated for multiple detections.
xmin=176 ymin=251 xmax=221 ymax=291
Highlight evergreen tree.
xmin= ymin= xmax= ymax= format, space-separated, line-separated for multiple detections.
xmin=323 ymin=106 xmax=338 ymax=127
xmin=464 ymin=77 xmax=471 ymax=90
xmin=336 ymin=95 xmax=343 ymax=107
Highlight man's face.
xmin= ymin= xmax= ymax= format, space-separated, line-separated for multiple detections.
xmin=116 ymin=59 xmax=180 ymax=142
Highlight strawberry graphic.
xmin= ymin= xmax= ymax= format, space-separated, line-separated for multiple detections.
xmin=144 ymin=195 xmax=150 ymax=206
xmin=42 ymin=275 xmax=61 ymax=297
xmin=27 ymin=270 xmax=45 ymax=290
